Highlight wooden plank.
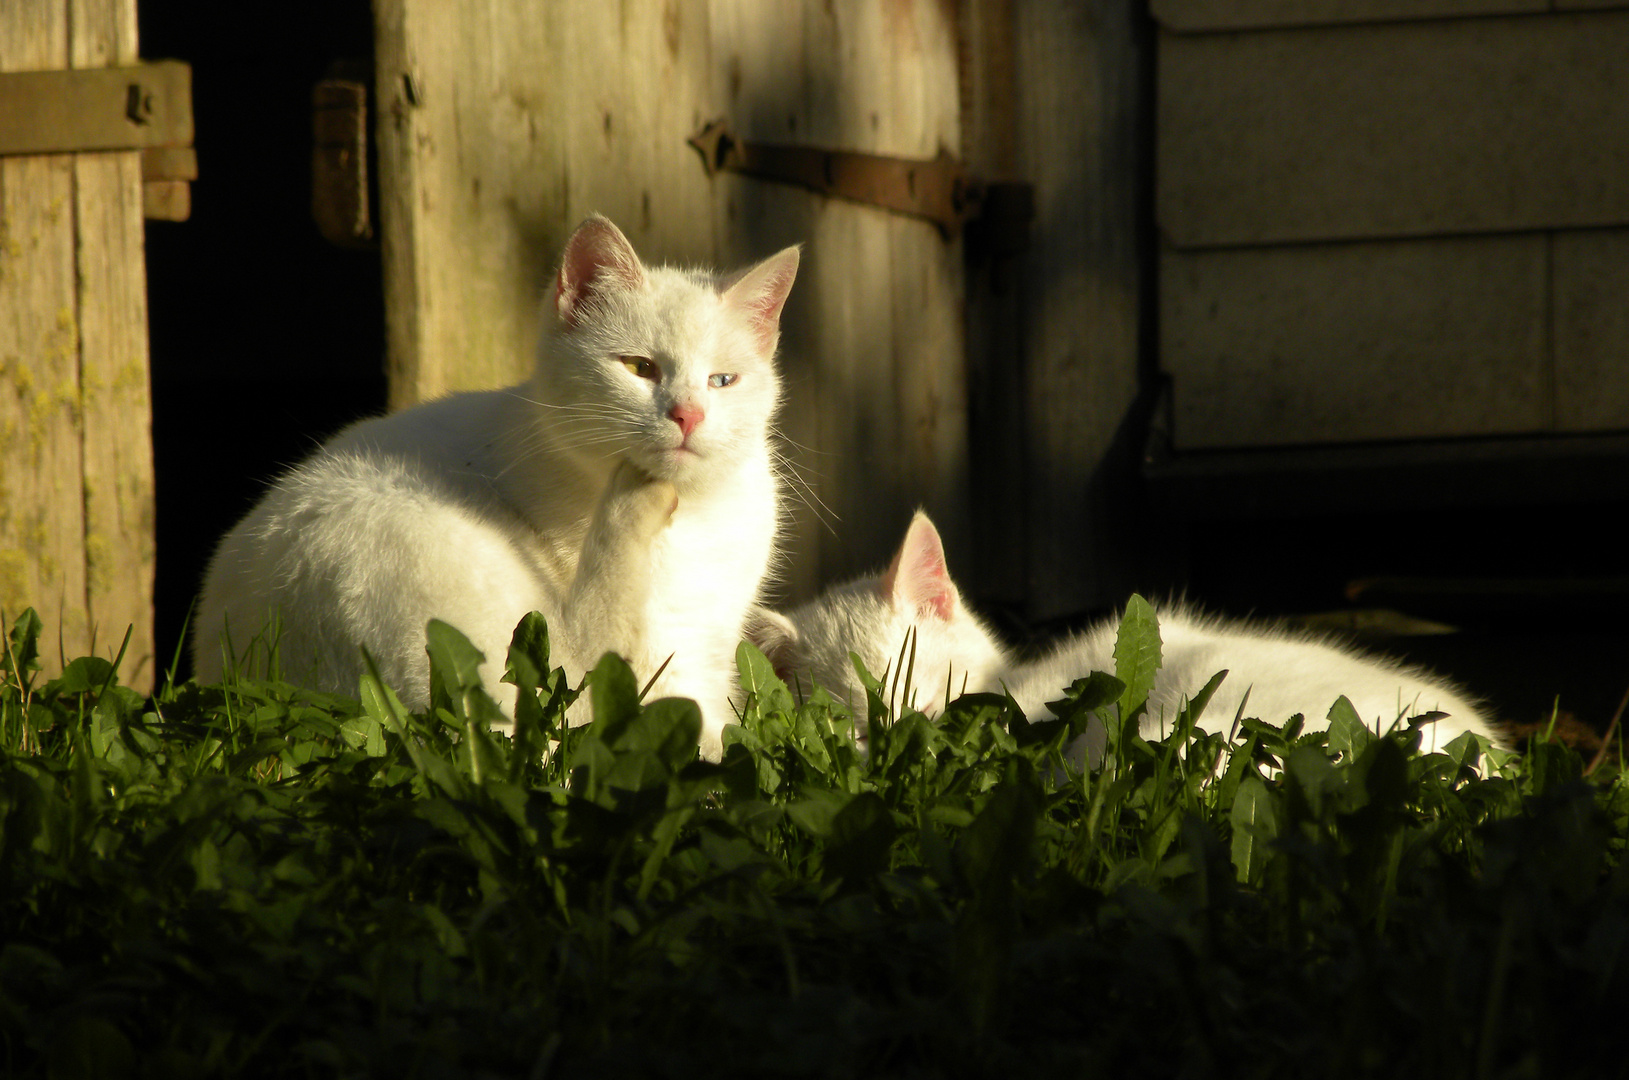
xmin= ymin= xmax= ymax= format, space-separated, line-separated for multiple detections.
xmin=0 ymin=153 xmax=89 ymax=660
xmin=707 ymin=0 xmax=967 ymax=599
xmin=706 ymin=0 xmax=825 ymax=601
xmin=1158 ymin=12 xmax=1629 ymax=248
xmin=1554 ymin=229 xmax=1629 ymax=434
xmin=1 ymin=0 xmax=152 ymax=690
xmin=73 ymin=151 xmax=155 ymax=687
xmin=71 ymin=0 xmax=153 ymax=688
xmin=1161 ymin=235 xmax=1550 ymax=449
xmin=1151 ymin=0 xmax=1543 ymax=33
xmin=374 ymin=0 xmax=719 ymax=410
xmin=0 ymin=61 xmax=190 ymax=155
xmin=1012 ymin=0 xmax=1146 ymax=617
xmin=957 ymin=0 xmax=1028 ymax=608
xmin=1 ymin=5 xmax=90 ymax=669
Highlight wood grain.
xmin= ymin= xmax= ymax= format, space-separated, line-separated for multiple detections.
xmin=1 ymin=0 xmax=153 ymax=689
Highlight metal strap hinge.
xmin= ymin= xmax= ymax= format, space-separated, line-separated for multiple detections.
xmin=688 ymin=119 xmax=1032 ymax=246
xmin=0 ymin=60 xmax=195 ymax=221
xmin=312 ymin=73 xmax=374 ymax=249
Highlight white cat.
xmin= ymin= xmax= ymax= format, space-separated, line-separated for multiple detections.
xmin=195 ymin=215 xmax=800 ymax=759
xmin=749 ymin=511 xmax=1506 ymax=763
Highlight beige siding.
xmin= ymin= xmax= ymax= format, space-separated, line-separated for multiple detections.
xmin=1161 ymin=236 xmax=1550 ymax=449
xmin=1158 ymin=12 xmax=1629 ymax=248
xmin=1157 ymin=5 xmax=1629 ymax=449
xmin=1555 ymin=229 xmax=1629 ymax=433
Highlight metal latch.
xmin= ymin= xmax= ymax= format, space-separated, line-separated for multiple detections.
xmin=688 ymin=119 xmax=1032 ymax=245
xmin=0 ymin=60 xmax=195 ymax=221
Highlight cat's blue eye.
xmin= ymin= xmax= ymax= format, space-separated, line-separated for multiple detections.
xmin=708 ymin=373 xmax=738 ymax=389
xmin=620 ymin=356 xmax=659 ymax=382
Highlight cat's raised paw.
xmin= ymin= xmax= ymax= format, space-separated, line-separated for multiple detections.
xmin=603 ymin=460 xmax=678 ymax=539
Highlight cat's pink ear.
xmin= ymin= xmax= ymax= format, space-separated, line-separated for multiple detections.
xmin=880 ymin=511 xmax=957 ymax=622
xmin=555 ymin=215 xmax=646 ymax=327
xmin=721 ymin=245 xmax=800 ymax=355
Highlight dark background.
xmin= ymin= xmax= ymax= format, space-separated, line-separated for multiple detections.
xmin=141 ymin=1 xmax=385 ymax=681
xmin=138 ymin=1 xmax=1626 ymax=738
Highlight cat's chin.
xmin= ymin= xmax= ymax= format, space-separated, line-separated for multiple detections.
xmin=635 ymin=446 xmax=710 ymax=488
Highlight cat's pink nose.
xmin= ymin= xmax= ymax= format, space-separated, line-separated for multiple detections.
xmin=669 ymin=402 xmax=704 ymax=439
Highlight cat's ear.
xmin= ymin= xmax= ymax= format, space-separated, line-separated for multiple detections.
xmin=880 ymin=511 xmax=958 ymax=622
xmin=743 ymin=606 xmax=800 ymax=683
xmin=721 ymin=245 xmax=801 ymax=355
xmin=554 ymin=215 xmax=647 ymax=328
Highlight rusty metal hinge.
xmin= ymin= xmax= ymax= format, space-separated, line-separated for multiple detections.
xmin=312 ymin=69 xmax=375 ymax=249
xmin=0 ymin=60 xmax=195 ymax=221
xmin=688 ymin=119 xmax=1032 ymax=245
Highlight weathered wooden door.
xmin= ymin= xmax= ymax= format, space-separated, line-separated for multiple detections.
xmin=1 ymin=0 xmax=159 ymax=690
xmin=371 ymin=0 xmax=968 ymax=602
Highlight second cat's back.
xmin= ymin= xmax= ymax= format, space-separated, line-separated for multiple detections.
xmin=1012 ymin=607 xmax=1492 ymax=756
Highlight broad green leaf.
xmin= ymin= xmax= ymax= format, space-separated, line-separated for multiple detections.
xmin=1113 ymin=594 xmax=1162 ymax=729
xmin=1046 ymin=671 xmax=1126 ymax=720
xmin=504 ymin=611 xmax=552 ymax=683
xmin=425 ymin=618 xmax=488 ymax=722
xmin=1284 ymin=744 xmax=1359 ymax=820
xmin=1325 ymin=696 xmax=1374 ymax=761
xmin=3 ymin=606 xmax=42 ymax=682
xmin=51 ymin=655 xmax=116 ymax=696
xmin=1175 ymin=669 xmax=1229 ymax=734
xmin=737 ymin=640 xmax=794 ymax=717
xmin=787 ymin=787 xmax=851 ymax=838
xmin=1229 ymin=773 xmax=1279 ymax=885
xmin=588 ymin=651 xmax=641 ymax=743
xmin=626 ymin=697 xmax=703 ymax=769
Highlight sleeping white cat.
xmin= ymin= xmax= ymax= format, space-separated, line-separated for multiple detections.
xmin=749 ymin=511 xmax=1505 ymax=762
xmin=195 ymin=215 xmax=799 ymax=759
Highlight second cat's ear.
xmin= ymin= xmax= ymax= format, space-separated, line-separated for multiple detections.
xmin=880 ymin=511 xmax=958 ymax=622
xmin=555 ymin=215 xmax=646 ymax=328
xmin=721 ymin=245 xmax=801 ymax=355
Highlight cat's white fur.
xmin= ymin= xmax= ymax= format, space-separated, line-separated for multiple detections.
xmin=194 ymin=215 xmax=800 ymax=759
xmin=750 ymin=511 xmax=1506 ymax=762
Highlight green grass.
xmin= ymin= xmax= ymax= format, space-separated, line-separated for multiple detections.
xmin=2 ymin=600 xmax=1627 ymax=1079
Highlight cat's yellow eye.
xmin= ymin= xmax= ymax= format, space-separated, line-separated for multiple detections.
xmin=620 ymin=356 xmax=659 ymax=382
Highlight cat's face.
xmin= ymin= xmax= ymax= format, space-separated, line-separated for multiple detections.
xmin=535 ymin=215 xmax=798 ymax=493
xmin=748 ymin=511 xmax=1011 ymax=715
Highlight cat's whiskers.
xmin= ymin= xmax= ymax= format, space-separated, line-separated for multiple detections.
xmin=770 ymin=444 xmax=839 ymax=536
xmin=493 ymin=398 xmax=649 ymax=479
xmin=774 ymin=432 xmax=832 ymax=459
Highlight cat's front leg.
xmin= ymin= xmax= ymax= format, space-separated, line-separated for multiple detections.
xmin=567 ymin=459 xmax=676 ymax=666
